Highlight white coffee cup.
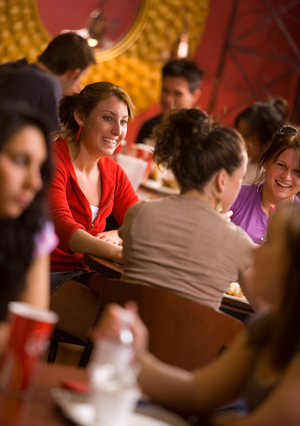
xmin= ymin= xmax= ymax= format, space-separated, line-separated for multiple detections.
xmin=115 ymin=154 xmax=148 ymax=191
xmin=90 ymin=383 xmax=140 ymax=426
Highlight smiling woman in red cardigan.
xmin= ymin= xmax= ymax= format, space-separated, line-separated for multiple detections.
xmin=49 ymin=82 xmax=138 ymax=341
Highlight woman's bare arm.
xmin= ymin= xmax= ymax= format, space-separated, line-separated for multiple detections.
xmin=239 ymin=266 xmax=270 ymax=312
xmin=94 ymin=303 xmax=256 ymax=416
xmin=68 ymin=229 xmax=123 ymax=264
xmin=137 ymin=332 xmax=256 ymax=415
xmin=19 ymin=254 xmax=50 ymax=309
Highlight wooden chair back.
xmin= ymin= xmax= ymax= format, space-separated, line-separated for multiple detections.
xmin=47 ymin=329 xmax=86 ymax=364
xmin=99 ymin=279 xmax=245 ymax=371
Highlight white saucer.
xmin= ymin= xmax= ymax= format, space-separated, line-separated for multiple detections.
xmin=51 ymin=388 xmax=189 ymax=426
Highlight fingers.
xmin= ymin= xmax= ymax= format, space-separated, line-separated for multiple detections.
xmin=95 ymin=231 xmax=123 ymax=246
xmin=124 ymin=302 xmax=149 ymax=355
xmin=92 ymin=302 xmax=149 ymax=356
xmin=97 ymin=234 xmax=117 ymax=244
xmin=221 ymin=210 xmax=233 ymax=222
xmin=124 ymin=300 xmax=138 ymax=314
xmin=92 ymin=303 xmax=123 ymax=340
xmin=269 ymin=204 xmax=276 ymax=221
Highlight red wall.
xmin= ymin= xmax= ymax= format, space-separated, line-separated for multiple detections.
xmin=192 ymin=0 xmax=236 ymax=116
xmin=36 ymin=0 xmax=300 ymax=144
xmin=195 ymin=0 xmax=300 ymax=125
xmin=127 ymin=0 xmax=300 ymax=144
xmin=125 ymin=0 xmax=237 ymax=144
xmin=36 ymin=0 xmax=140 ymax=44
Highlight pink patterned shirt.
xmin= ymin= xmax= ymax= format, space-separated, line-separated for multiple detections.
xmin=33 ymin=221 xmax=59 ymax=258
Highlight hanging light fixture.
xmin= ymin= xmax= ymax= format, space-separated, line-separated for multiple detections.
xmin=169 ymin=13 xmax=189 ymax=60
xmin=146 ymin=9 xmax=190 ymax=63
xmin=61 ymin=3 xmax=111 ymax=49
xmin=86 ymin=9 xmax=111 ymax=48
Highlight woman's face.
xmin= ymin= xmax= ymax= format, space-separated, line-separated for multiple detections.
xmin=222 ymin=150 xmax=248 ymax=212
xmin=264 ymin=148 xmax=300 ymax=204
xmin=0 ymin=126 xmax=47 ymax=219
xmin=250 ymin=210 xmax=288 ymax=309
xmin=236 ymin=118 xmax=263 ymax=163
xmin=79 ymin=95 xmax=129 ymax=158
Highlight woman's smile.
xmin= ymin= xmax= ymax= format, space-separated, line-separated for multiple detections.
xmin=264 ymin=148 xmax=300 ymax=203
xmin=102 ymin=137 xmax=119 ymax=147
xmin=77 ymin=95 xmax=128 ymax=158
xmin=275 ymin=179 xmax=292 ymax=189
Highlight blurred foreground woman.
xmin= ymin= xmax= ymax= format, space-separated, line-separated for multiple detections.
xmin=97 ymin=202 xmax=300 ymax=426
xmin=0 ymin=102 xmax=57 ymax=355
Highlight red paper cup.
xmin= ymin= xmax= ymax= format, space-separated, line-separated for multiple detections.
xmin=0 ymin=302 xmax=58 ymax=398
xmin=136 ymin=143 xmax=153 ymax=162
xmin=135 ymin=143 xmax=154 ymax=181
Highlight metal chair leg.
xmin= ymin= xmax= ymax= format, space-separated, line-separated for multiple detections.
xmin=47 ymin=340 xmax=58 ymax=363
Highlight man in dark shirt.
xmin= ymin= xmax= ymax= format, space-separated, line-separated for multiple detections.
xmin=0 ymin=33 xmax=96 ymax=131
xmin=136 ymin=59 xmax=204 ymax=145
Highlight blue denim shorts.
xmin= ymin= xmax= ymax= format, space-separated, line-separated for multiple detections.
xmin=50 ymin=271 xmax=95 ymax=293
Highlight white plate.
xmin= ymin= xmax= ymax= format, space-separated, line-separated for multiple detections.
xmin=51 ymin=388 xmax=189 ymax=426
xmin=135 ymin=143 xmax=155 ymax=152
xmin=141 ymin=180 xmax=180 ymax=195
xmin=222 ymin=294 xmax=253 ymax=311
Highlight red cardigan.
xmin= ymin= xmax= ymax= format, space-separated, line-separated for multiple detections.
xmin=49 ymin=138 xmax=139 ymax=271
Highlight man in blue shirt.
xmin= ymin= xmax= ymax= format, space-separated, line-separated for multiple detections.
xmin=0 ymin=33 xmax=96 ymax=131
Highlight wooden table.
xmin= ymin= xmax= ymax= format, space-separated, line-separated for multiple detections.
xmin=0 ymin=363 xmax=87 ymax=426
xmin=0 ymin=363 xmax=199 ymax=426
xmin=84 ymin=254 xmax=123 ymax=279
xmin=137 ymin=185 xmax=167 ymax=200
xmin=84 ymin=254 xmax=253 ymax=321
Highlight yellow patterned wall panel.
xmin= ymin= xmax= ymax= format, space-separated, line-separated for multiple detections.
xmin=0 ymin=0 xmax=210 ymax=112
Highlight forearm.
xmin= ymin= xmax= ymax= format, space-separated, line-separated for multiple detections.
xmin=239 ymin=267 xmax=270 ymax=312
xmin=0 ymin=322 xmax=10 ymax=360
xmin=137 ymin=333 xmax=255 ymax=417
xmin=95 ymin=230 xmax=123 ymax=246
xmin=20 ymin=255 xmax=50 ymax=310
xmin=137 ymin=351 xmax=200 ymax=414
xmin=68 ymin=229 xmax=123 ymax=264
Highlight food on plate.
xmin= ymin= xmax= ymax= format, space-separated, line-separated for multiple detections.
xmin=162 ymin=177 xmax=178 ymax=189
xmin=226 ymin=282 xmax=246 ymax=299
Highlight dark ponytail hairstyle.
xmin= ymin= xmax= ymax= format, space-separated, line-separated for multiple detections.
xmin=152 ymin=108 xmax=246 ymax=192
xmin=0 ymin=101 xmax=52 ymax=320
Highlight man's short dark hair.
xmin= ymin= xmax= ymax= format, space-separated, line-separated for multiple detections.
xmin=38 ymin=33 xmax=96 ymax=75
xmin=162 ymin=59 xmax=204 ymax=93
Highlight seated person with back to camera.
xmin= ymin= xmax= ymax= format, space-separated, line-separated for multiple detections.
xmin=119 ymin=108 xmax=261 ymax=312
